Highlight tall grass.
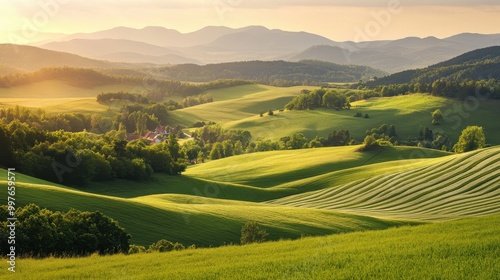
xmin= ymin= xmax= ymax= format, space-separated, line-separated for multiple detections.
xmin=10 ymin=215 xmax=500 ymax=279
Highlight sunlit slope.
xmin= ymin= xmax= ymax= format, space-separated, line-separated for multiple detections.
xmin=271 ymin=147 xmax=500 ymax=221
xmin=0 ymin=170 xmax=407 ymax=247
xmin=225 ymin=94 xmax=500 ymax=144
xmin=14 ymin=215 xmax=500 ymax=280
xmin=168 ymin=84 xmax=316 ymax=126
xmin=185 ymin=145 xmax=451 ymax=189
xmin=0 ymin=80 xmax=136 ymax=99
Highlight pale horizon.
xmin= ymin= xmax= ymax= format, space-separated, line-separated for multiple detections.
xmin=1 ymin=1 xmax=499 ymax=43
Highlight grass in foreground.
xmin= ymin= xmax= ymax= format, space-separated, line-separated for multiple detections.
xmin=9 ymin=215 xmax=500 ymax=280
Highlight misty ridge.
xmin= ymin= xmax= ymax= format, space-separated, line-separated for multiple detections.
xmin=11 ymin=25 xmax=500 ymax=73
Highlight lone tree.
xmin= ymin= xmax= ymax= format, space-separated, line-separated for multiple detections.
xmin=432 ymin=109 xmax=444 ymax=125
xmin=453 ymin=126 xmax=486 ymax=153
xmin=357 ymin=135 xmax=379 ymax=152
xmin=240 ymin=221 xmax=268 ymax=245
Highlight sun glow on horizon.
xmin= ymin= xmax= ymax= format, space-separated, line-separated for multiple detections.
xmin=0 ymin=1 xmax=499 ymax=43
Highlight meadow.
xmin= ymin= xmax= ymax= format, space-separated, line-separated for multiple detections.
xmin=224 ymin=94 xmax=500 ymax=144
xmin=8 ymin=214 xmax=499 ymax=279
xmin=1 ymin=146 xmax=498 ymax=247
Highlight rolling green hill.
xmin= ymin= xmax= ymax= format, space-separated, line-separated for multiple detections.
xmin=184 ymin=146 xmax=451 ymax=190
xmin=0 ymin=168 xmax=407 ymax=247
xmin=168 ymin=84 xmax=317 ymax=127
xmin=11 ymin=215 xmax=500 ymax=279
xmin=224 ymin=93 xmax=500 ymax=144
xmin=271 ymin=147 xmax=500 ymax=221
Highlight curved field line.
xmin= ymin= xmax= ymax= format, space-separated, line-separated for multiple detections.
xmin=270 ymin=147 xmax=500 ymax=221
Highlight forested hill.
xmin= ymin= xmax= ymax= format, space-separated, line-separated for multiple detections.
xmin=158 ymin=60 xmax=387 ymax=85
xmin=368 ymin=46 xmax=500 ymax=86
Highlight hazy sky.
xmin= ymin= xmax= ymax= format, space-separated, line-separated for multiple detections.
xmin=1 ymin=0 xmax=499 ymax=42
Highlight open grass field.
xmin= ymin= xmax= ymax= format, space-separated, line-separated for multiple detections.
xmin=0 ymin=80 xmax=139 ymax=114
xmin=8 ymin=214 xmax=500 ymax=279
xmin=225 ymin=93 xmax=500 ymax=144
xmin=0 ymin=168 xmax=408 ymax=247
xmin=167 ymin=84 xmax=317 ymax=127
xmin=184 ymin=145 xmax=451 ymax=190
xmin=2 ymin=146 xmax=498 ymax=247
xmin=0 ymin=98 xmax=110 ymax=115
xmin=0 ymin=80 xmax=136 ymax=99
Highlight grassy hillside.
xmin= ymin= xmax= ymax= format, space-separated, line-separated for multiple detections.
xmin=225 ymin=93 xmax=500 ymax=144
xmin=0 ymin=166 xmax=410 ymax=246
xmin=271 ymin=147 xmax=500 ymax=221
xmin=3 ymin=145 xmax=495 ymax=248
xmin=168 ymin=84 xmax=317 ymax=126
xmin=11 ymin=215 xmax=500 ymax=279
xmin=0 ymin=145 xmax=449 ymax=246
xmin=185 ymin=146 xmax=451 ymax=190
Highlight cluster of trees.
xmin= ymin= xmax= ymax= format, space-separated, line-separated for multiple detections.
xmin=0 ymin=204 xmax=130 ymax=257
xmin=115 ymin=103 xmax=169 ymax=135
xmin=240 ymin=222 xmax=268 ymax=245
xmin=368 ymin=79 xmax=500 ymax=99
xmin=180 ymin=93 xmax=213 ymax=108
xmin=285 ymin=89 xmax=350 ymax=110
xmin=361 ymin=123 xmax=454 ymax=151
xmin=365 ymin=124 xmax=397 ymax=144
xmin=453 ymin=126 xmax=486 ymax=153
xmin=181 ymin=124 xmax=357 ymax=163
xmin=128 ymin=239 xmax=192 ymax=254
xmin=182 ymin=125 xmax=252 ymax=162
xmin=1 ymin=122 xmax=186 ymax=184
xmin=0 ymin=103 xmax=171 ymax=136
xmin=97 ymin=92 xmax=150 ymax=104
xmin=0 ymin=106 xmax=94 ymax=133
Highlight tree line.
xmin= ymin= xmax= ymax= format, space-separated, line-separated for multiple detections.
xmin=0 ymin=204 xmax=130 ymax=257
xmin=285 ymin=88 xmax=351 ymax=110
xmin=0 ymin=204 xmax=271 ymax=259
xmin=364 ymin=79 xmax=500 ymax=99
xmin=0 ymin=67 xmax=252 ymax=98
xmin=181 ymin=124 xmax=356 ymax=163
xmin=158 ymin=60 xmax=386 ymax=85
xmin=0 ymin=122 xmax=186 ymax=184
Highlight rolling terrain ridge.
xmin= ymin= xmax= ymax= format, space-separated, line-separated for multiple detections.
xmin=271 ymin=147 xmax=500 ymax=221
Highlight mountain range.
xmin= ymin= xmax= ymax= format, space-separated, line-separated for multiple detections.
xmin=2 ymin=25 xmax=499 ymax=74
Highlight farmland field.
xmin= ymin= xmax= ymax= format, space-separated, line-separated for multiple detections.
xmin=10 ymin=214 xmax=500 ymax=279
xmin=1 ymin=146 xmax=498 ymax=247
